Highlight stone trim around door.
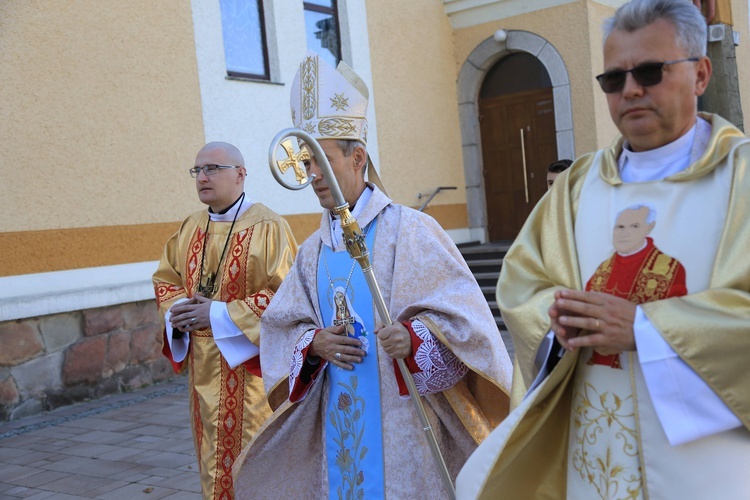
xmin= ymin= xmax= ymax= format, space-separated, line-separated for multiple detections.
xmin=458 ymin=30 xmax=574 ymax=241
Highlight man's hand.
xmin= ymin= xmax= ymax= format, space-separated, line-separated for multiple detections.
xmin=309 ymin=325 xmax=365 ymax=371
xmin=549 ymin=289 xmax=583 ymax=351
xmin=170 ymin=294 xmax=212 ymax=332
xmin=374 ymin=322 xmax=411 ymax=360
xmin=551 ymin=289 xmax=637 ymax=354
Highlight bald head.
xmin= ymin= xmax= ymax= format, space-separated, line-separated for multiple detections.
xmin=194 ymin=141 xmax=247 ymax=212
xmin=197 ymin=141 xmax=244 ymax=167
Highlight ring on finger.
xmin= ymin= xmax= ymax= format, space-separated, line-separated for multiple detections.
xmin=335 ymin=352 xmax=342 ymax=361
xmin=595 ymin=318 xmax=600 ymax=330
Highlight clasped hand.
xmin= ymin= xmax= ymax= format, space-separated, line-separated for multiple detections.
xmin=309 ymin=321 xmax=412 ymax=371
xmin=170 ymin=294 xmax=212 ymax=333
xmin=548 ymin=289 xmax=637 ymax=355
xmin=309 ymin=325 xmax=365 ymax=371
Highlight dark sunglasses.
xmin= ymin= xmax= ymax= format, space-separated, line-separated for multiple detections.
xmin=595 ymin=58 xmax=699 ymax=93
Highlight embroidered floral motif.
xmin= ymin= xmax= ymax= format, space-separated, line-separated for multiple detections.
xmin=571 ymin=381 xmax=641 ymax=499
xmin=303 ymin=122 xmax=317 ymax=134
xmin=337 ymin=392 xmax=353 ymax=410
xmin=330 ymin=375 xmax=367 ymax=500
xmin=246 ymin=288 xmax=273 ymax=318
xmin=154 ymin=283 xmax=184 ymax=307
xmin=255 ymin=294 xmax=268 ymax=309
xmin=301 ymin=56 xmax=317 ymax=120
xmin=330 ymin=92 xmax=349 ymax=111
xmin=319 ymin=118 xmax=356 ymax=137
xmin=290 ymin=330 xmax=316 ymax=394
xmin=410 ymin=320 xmax=468 ymax=395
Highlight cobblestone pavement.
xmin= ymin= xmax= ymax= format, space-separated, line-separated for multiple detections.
xmin=0 ymin=378 xmax=201 ymax=499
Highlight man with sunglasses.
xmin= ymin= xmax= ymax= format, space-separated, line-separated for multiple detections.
xmin=152 ymin=141 xmax=298 ymax=499
xmin=458 ymin=0 xmax=750 ymax=498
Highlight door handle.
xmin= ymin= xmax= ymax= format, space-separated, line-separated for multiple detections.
xmin=520 ymin=128 xmax=529 ymax=203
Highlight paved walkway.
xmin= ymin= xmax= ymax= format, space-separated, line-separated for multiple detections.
xmin=0 ymin=378 xmax=201 ymax=499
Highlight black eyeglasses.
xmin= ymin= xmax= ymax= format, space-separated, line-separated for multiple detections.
xmin=595 ymin=58 xmax=699 ymax=94
xmin=189 ymin=164 xmax=240 ymax=178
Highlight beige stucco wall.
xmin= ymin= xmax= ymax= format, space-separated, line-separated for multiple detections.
xmin=587 ymin=1 xmax=622 ymax=150
xmin=365 ymin=0 xmax=467 ymax=209
xmin=0 ymin=1 xmax=204 ymax=234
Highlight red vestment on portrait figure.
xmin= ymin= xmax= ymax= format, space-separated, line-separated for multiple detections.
xmin=585 ymin=237 xmax=687 ymax=368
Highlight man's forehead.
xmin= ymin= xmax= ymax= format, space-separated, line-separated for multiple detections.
xmin=618 ymin=207 xmax=648 ymax=220
xmin=603 ymin=19 xmax=682 ymax=66
xmin=196 ymin=146 xmax=231 ymax=165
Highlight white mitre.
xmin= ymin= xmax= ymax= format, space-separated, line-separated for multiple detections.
xmin=290 ymin=50 xmax=369 ymax=145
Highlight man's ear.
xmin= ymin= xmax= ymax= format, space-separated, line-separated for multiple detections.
xmin=695 ymin=56 xmax=712 ymax=96
xmin=353 ymin=146 xmax=367 ymax=171
xmin=646 ymin=221 xmax=655 ymax=234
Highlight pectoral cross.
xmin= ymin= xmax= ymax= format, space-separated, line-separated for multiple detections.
xmin=276 ymin=139 xmax=311 ymax=184
xmin=198 ymin=272 xmax=218 ymax=298
xmin=333 ymin=316 xmax=356 ymax=327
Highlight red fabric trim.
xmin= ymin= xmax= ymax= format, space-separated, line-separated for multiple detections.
xmin=289 ymin=329 xmax=326 ymax=402
xmin=161 ymin=329 xmax=185 ymax=374
xmin=242 ymin=355 xmax=262 ymax=377
xmin=393 ymin=321 xmax=423 ymax=396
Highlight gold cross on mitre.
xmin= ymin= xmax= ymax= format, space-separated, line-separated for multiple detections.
xmin=276 ymin=139 xmax=311 ymax=184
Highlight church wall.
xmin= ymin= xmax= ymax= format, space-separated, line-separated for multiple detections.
xmin=365 ymin=0 xmax=470 ymax=219
xmin=0 ymin=1 xmax=204 ymax=276
xmin=0 ymin=1 xmax=205 ymax=233
xmin=0 ymin=300 xmax=174 ymax=422
xmin=586 ymin=1 xmax=623 ymax=150
xmin=0 ymin=1 xmax=198 ymax=420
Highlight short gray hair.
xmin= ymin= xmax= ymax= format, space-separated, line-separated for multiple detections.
xmin=336 ymin=140 xmax=368 ymax=177
xmin=603 ymin=0 xmax=707 ymax=57
xmin=617 ymin=204 xmax=657 ymax=224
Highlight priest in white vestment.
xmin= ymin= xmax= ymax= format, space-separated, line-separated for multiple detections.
xmin=233 ymin=51 xmax=513 ymax=499
xmin=457 ymin=1 xmax=750 ymax=498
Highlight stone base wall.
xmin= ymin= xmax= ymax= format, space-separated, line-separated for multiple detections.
xmin=0 ymin=300 xmax=174 ymax=421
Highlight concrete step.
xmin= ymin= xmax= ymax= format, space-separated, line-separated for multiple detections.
xmin=459 ymin=241 xmax=512 ymax=255
xmin=473 ymin=271 xmax=500 ymax=281
xmin=465 ymin=258 xmax=503 ymax=266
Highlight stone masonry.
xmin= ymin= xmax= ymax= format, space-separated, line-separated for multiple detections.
xmin=0 ymin=299 xmax=174 ymax=421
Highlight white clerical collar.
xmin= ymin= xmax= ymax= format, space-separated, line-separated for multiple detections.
xmin=619 ymin=123 xmax=697 ymax=183
xmin=330 ymin=186 xmax=373 ymax=249
xmin=208 ymin=193 xmax=254 ymax=222
xmin=618 ymin=238 xmax=648 ymax=257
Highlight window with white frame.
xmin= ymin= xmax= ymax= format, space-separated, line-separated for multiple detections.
xmin=220 ymin=0 xmax=270 ymax=80
xmin=304 ymin=1 xmax=341 ymax=68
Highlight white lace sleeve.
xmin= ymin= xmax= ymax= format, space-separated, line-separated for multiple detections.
xmin=410 ymin=319 xmax=469 ymax=395
xmin=289 ymin=329 xmax=317 ymax=396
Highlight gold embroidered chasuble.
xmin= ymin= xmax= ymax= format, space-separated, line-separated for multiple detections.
xmin=233 ymin=186 xmax=513 ymax=499
xmin=459 ymin=114 xmax=750 ymax=499
xmin=153 ymin=202 xmax=297 ymax=499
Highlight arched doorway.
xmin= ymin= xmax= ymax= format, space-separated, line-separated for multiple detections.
xmin=457 ymin=31 xmax=574 ymax=243
xmin=479 ymin=53 xmax=557 ymax=240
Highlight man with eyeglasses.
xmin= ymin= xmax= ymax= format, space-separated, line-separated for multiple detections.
xmin=152 ymin=141 xmax=298 ymax=499
xmin=458 ymin=0 xmax=750 ymax=498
